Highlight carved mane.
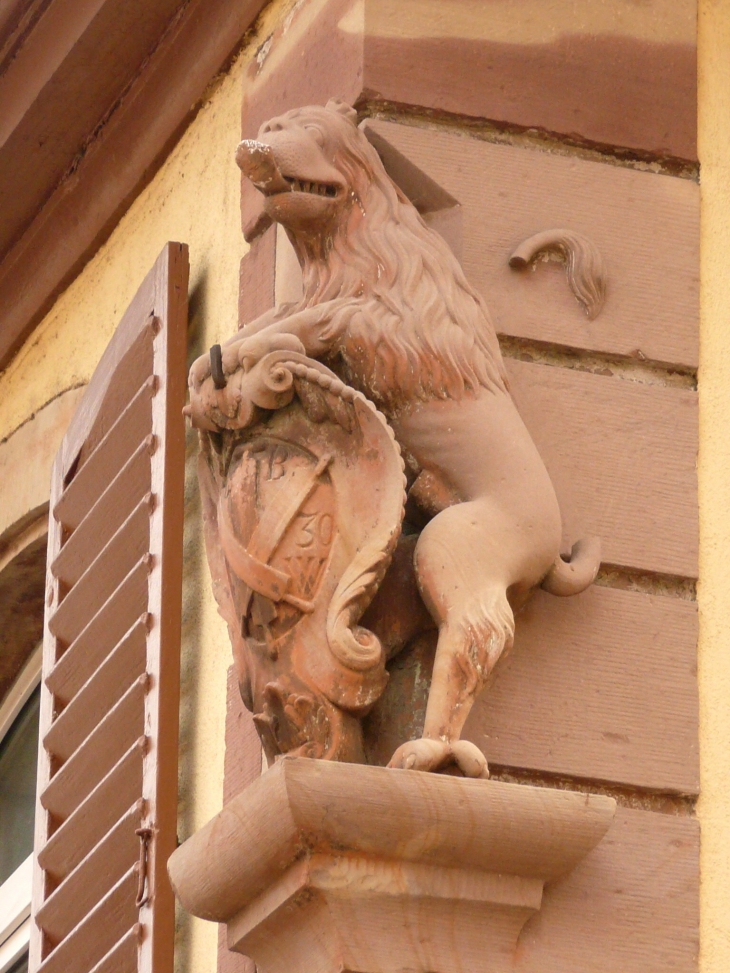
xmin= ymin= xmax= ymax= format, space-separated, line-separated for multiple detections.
xmin=272 ymin=105 xmax=508 ymax=412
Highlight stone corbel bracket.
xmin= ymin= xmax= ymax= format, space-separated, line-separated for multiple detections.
xmin=168 ymin=759 xmax=615 ymax=973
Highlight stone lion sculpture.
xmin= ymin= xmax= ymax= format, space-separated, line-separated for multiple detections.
xmin=188 ymin=100 xmax=600 ymax=779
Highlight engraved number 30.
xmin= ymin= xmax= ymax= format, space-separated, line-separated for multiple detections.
xmin=296 ymin=512 xmax=333 ymax=548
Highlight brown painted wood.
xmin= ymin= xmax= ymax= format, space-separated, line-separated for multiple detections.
xmin=37 ymin=866 xmax=139 ymax=973
xmin=0 ymin=0 xmax=267 ymax=372
xmin=55 ymin=433 xmax=155 ymax=535
xmin=49 ymin=503 xmax=151 ymax=645
xmin=366 ymin=119 xmax=699 ymax=369
xmin=44 ymin=619 xmax=147 ymax=760
xmin=88 ymin=927 xmax=139 ymax=973
xmin=38 ymin=756 xmax=144 ymax=881
xmin=47 ymin=563 xmax=149 ymax=700
xmin=50 ymin=443 xmax=152 ymax=587
xmin=31 ymin=243 xmax=188 ymax=973
xmin=59 ymin=262 xmax=157 ymax=475
xmin=78 ymin=317 xmax=155 ymax=467
xmin=36 ymin=803 xmax=142 ymax=942
xmin=54 ymin=379 xmax=155 ymax=528
xmin=138 ymin=240 xmax=188 ymax=973
xmin=506 ymin=359 xmax=698 ymax=578
xmin=515 ymin=807 xmax=698 ymax=972
xmin=40 ymin=676 xmax=146 ymax=820
xmin=0 ymin=0 xmax=184 ymax=260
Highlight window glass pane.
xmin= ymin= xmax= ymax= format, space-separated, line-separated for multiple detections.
xmin=0 ymin=686 xmax=40 ymax=884
xmin=7 ymin=952 xmax=29 ymax=973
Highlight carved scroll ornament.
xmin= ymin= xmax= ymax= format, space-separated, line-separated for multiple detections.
xmin=187 ymin=100 xmax=601 ymax=779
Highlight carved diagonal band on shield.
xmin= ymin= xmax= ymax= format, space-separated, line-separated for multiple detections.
xmin=218 ymin=452 xmax=333 ymax=617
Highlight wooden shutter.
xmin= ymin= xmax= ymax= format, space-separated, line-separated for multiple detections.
xmin=28 ymin=243 xmax=189 ymax=973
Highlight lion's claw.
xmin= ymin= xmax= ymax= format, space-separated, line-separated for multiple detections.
xmin=387 ymin=738 xmax=489 ymax=779
xmin=450 ymin=740 xmax=490 ymax=779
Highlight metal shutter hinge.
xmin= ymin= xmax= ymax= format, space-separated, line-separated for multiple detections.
xmin=135 ymin=826 xmax=154 ymax=907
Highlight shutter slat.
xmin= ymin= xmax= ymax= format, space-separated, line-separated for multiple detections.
xmin=36 ymin=804 xmax=142 ymax=942
xmin=51 ymin=438 xmax=153 ymax=586
xmin=41 ymin=676 xmax=147 ymax=819
xmin=77 ymin=320 xmax=156 ymax=469
xmin=53 ymin=378 xmax=155 ymax=531
xmin=47 ymin=565 xmax=149 ymax=704
xmin=37 ymin=867 xmax=139 ymax=973
xmin=31 ymin=243 xmax=187 ymax=973
xmin=49 ymin=499 xmax=152 ymax=644
xmin=88 ymin=925 xmax=140 ymax=973
xmin=44 ymin=618 xmax=147 ymax=760
xmin=38 ymin=744 xmax=145 ymax=881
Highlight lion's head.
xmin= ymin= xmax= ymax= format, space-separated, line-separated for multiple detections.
xmin=237 ymin=101 xmax=507 ymax=412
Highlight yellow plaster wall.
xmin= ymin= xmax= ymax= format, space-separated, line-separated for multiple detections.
xmin=698 ymin=2 xmax=730 ymax=970
xmin=0 ymin=3 xmax=293 ymax=969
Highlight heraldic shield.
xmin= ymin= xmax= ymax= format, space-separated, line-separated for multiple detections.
xmin=193 ymin=351 xmax=406 ymax=764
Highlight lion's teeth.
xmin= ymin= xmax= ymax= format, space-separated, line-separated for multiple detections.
xmin=289 ymin=179 xmax=332 ymax=195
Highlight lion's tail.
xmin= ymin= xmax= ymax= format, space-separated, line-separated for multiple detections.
xmin=509 ymin=229 xmax=607 ymax=320
xmin=541 ymin=536 xmax=601 ymax=597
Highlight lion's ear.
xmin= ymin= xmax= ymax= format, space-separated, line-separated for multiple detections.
xmin=326 ymin=99 xmax=358 ymax=124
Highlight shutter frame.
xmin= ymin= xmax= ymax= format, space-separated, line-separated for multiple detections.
xmin=29 ymin=242 xmax=189 ymax=973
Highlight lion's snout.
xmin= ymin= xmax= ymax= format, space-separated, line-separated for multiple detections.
xmin=236 ymin=139 xmax=291 ymax=195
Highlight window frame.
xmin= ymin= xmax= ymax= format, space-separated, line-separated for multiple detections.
xmin=0 ymin=644 xmax=42 ymax=973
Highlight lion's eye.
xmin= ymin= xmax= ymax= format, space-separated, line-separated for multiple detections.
xmin=304 ymin=125 xmax=325 ymax=147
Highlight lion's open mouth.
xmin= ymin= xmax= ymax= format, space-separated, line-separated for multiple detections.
xmin=281 ymin=176 xmax=339 ymax=198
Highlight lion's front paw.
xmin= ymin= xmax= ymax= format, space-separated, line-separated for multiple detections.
xmin=387 ymin=738 xmax=489 ymax=779
xmin=234 ymin=331 xmax=305 ymax=372
xmin=186 ymin=333 xmax=307 ymax=432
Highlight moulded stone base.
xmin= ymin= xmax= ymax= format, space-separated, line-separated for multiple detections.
xmin=168 ymin=757 xmax=615 ymax=973
xmin=228 ymin=854 xmax=541 ymax=973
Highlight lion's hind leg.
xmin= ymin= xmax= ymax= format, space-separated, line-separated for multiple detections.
xmin=388 ymin=503 xmax=516 ymax=779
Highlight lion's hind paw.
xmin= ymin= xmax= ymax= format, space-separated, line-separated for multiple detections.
xmin=450 ymin=740 xmax=490 ymax=779
xmin=387 ymin=738 xmax=489 ymax=779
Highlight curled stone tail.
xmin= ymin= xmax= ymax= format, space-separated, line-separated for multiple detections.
xmin=541 ymin=537 xmax=601 ymax=597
